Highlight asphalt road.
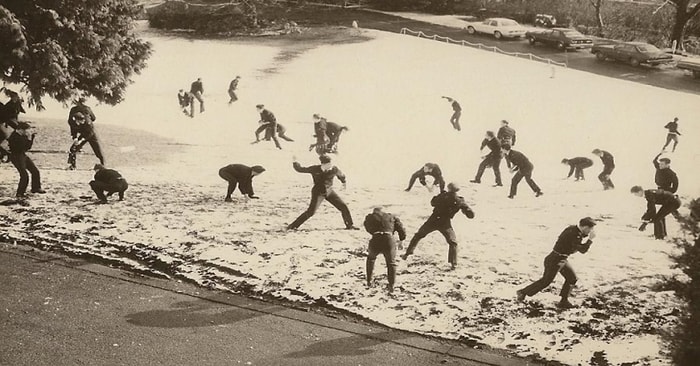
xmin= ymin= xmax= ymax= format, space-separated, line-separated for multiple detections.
xmin=353 ymin=11 xmax=700 ymax=95
xmin=0 ymin=246 xmax=533 ymax=366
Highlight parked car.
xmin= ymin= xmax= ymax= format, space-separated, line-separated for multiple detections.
xmin=465 ymin=18 xmax=526 ymax=40
xmin=677 ymin=57 xmax=700 ymax=79
xmin=591 ymin=42 xmax=674 ymax=67
xmin=526 ymin=28 xmax=593 ymax=50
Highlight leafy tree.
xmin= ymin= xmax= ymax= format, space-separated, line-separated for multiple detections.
xmin=0 ymin=0 xmax=152 ymax=110
xmin=669 ymin=0 xmax=700 ymax=49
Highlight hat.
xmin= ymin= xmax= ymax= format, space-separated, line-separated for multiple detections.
xmin=251 ymin=165 xmax=266 ymax=174
xmin=592 ymin=148 xmax=601 ymax=154
xmin=659 ymin=158 xmax=671 ymax=164
xmin=447 ymin=182 xmax=460 ymax=192
xmin=319 ymin=155 xmax=331 ymax=164
xmin=256 ymin=104 xmax=264 ymax=109
xmin=630 ymin=185 xmax=643 ymax=193
xmin=312 ymin=113 xmax=320 ymax=119
xmin=579 ymin=217 xmax=597 ymax=227
xmin=16 ymin=121 xmax=31 ymax=130
xmin=93 ymin=164 xmax=105 ymax=171
xmin=501 ymin=120 xmax=509 ymax=125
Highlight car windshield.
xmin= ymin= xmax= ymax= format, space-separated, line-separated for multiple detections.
xmin=562 ymin=30 xmax=583 ymax=36
xmin=501 ymin=20 xmax=519 ymax=26
xmin=636 ymin=45 xmax=660 ymax=53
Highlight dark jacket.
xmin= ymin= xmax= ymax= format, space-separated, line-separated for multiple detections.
xmin=413 ymin=163 xmax=444 ymax=184
xmin=552 ymin=225 xmax=592 ymax=256
xmin=364 ymin=211 xmax=407 ymax=241
xmin=325 ymin=122 xmax=346 ymax=138
xmin=220 ymin=164 xmax=256 ymax=195
xmin=565 ymin=157 xmax=593 ymax=177
xmin=505 ymin=150 xmax=533 ymax=173
xmin=0 ymin=93 xmax=25 ymax=127
xmin=497 ymin=126 xmax=516 ymax=145
xmin=451 ymin=101 xmax=461 ymax=112
xmin=313 ymin=118 xmax=328 ymax=141
xmin=643 ymin=189 xmax=682 ymax=221
xmin=598 ymin=151 xmax=615 ymax=169
xmin=68 ymin=104 xmax=96 ymax=139
xmin=228 ymin=79 xmax=239 ymax=92
xmin=260 ymin=109 xmax=277 ymax=125
xmin=178 ymin=91 xmax=193 ymax=107
xmin=664 ymin=121 xmax=680 ymax=135
xmin=8 ymin=131 xmax=33 ymax=154
xmin=480 ymin=137 xmax=502 ymax=159
xmin=75 ymin=122 xmax=97 ymax=140
xmin=94 ymin=168 xmax=124 ymax=184
xmin=190 ymin=80 xmax=204 ymax=94
xmin=429 ymin=191 xmax=474 ymax=221
xmin=293 ymin=162 xmax=346 ymax=195
xmin=653 ymin=155 xmax=678 ymax=193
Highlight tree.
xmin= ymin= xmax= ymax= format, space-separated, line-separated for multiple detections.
xmin=669 ymin=0 xmax=700 ymax=50
xmin=0 ymin=0 xmax=152 ymax=110
xmin=588 ymin=0 xmax=605 ymax=35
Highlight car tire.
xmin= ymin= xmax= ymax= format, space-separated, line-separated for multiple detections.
xmin=557 ymin=42 xmax=565 ymax=50
xmin=467 ymin=26 xmax=475 ymax=35
xmin=594 ymin=52 xmax=606 ymax=61
xmin=629 ymin=58 xmax=641 ymax=67
xmin=528 ymin=37 xmax=536 ymax=45
xmin=693 ymin=70 xmax=700 ymax=79
xmin=494 ymin=31 xmax=502 ymax=40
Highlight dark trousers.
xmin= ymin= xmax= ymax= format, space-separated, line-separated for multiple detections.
xmin=9 ymin=152 xmax=41 ymax=196
xmin=649 ymin=200 xmax=681 ymax=239
xmin=521 ymin=252 xmax=577 ymax=300
xmin=255 ymin=124 xmax=281 ymax=149
xmin=180 ymin=100 xmax=194 ymax=117
xmin=68 ymin=138 xmax=105 ymax=168
xmin=405 ymin=217 xmax=458 ymax=266
xmin=218 ymin=169 xmax=244 ymax=198
xmin=367 ymin=234 xmax=397 ymax=288
xmin=663 ymin=133 xmax=678 ymax=152
xmin=328 ymin=131 xmax=343 ymax=152
xmin=598 ymin=167 xmax=614 ymax=190
xmin=193 ymin=91 xmax=204 ymax=112
xmin=90 ymin=179 xmax=128 ymax=201
xmin=450 ymin=111 xmax=461 ymax=131
xmin=406 ymin=172 xmax=445 ymax=192
xmin=228 ymin=90 xmax=238 ymax=104
xmin=510 ymin=169 xmax=540 ymax=197
xmin=288 ymin=190 xmax=354 ymax=229
xmin=475 ymin=156 xmax=502 ymax=185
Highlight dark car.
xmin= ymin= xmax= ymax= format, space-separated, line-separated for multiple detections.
xmin=591 ymin=42 xmax=674 ymax=67
xmin=526 ymin=28 xmax=594 ymax=50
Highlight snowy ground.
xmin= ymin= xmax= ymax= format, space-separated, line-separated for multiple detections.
xmin=2 ymin=27 xmax=700 ymax=365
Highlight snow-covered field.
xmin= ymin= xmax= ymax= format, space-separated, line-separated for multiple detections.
xmin=2 ymin=27 xmax=700 ymax=365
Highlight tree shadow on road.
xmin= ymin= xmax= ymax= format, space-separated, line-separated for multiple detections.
xmin=284 ymin=331 xmax=408 ymax=358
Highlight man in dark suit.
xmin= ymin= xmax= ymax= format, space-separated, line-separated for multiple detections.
xmin=502 ymin=144 xmax=543 ymax=199
xmin=405 ymin=163 xmax=446 ymax=193
xmin=90 ymin=164 xmax=128 ymax=203
xmin=471 ymin=131 xmax=502 ymax=186
xmin=190 ymin=77 xmax=204 ymax=113
xmin=561 ymin=157 xmax=594 ymax=181
xmin=364 ymin=207 xmax=407 ymax=292
xmin=632 ymin=186 xmax=681 ymax=240
xmin=592 ymin=149 xmax=615 ymax=190
xmin=218 ymin=164 xmax=266 ymax=202
xmin=8 ymin=122 xmax=45 ymax=199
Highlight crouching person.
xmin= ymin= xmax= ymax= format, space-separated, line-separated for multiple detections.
xmin=90 ymin=164 xmax=128 ymax=203
xmin=363 ymin=207 xmax=406 ymax=293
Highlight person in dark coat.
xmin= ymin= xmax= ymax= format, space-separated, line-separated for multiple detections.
xmin=632 ymin=186 xmax=681 ymax=240
xmin=516 ymin=217 xmax=596 ymax=309
xmin=662 ymin=117 xmax=681 ymax=152
xmin=252 ymin=104 xmax=285 ymax=149
xmin=592 ymin=149 xmax=615 ymax=190
xmin=287 ymin=155 xmax=357 ymax=230
xmin=363 ymin=207 xmax=407 ymax=292
xmin=502 ymin=144 xmax=543 ymax=199
xmin=561 ymin=157 xmax=594 ymax=181
xmin=651 ymin=154 xmax=679 ymax=239
xmin=0 ymin=88 xmax=25 ymax=162
xmin=405 ymin=163 xmax=446 ymax=193
xmin=497 ymin=120 xmax=516 ymax=146
xmin=228 ymin=76 xmax=240 ymax=104
xmin=67 ymin=111 xmax=105 ymax=170
xmin=90 ymin=164 xmax=128 ymax=203
xmin=442 ymin=96 xmax=461 ymax=131
xmin=218 ymin=164 xmax=265 ymax=202
xmin=309 ymin=114 xmax=329 ymax=154
xmin=177 ymin=89 xmax=194 ymax=117
xmin=470 ymin=131 xmax=502 ymax=186
xmin=7 ymin=122 xmax=45 ymax=198
xmin=325 ymin=121 xmax=348 ymax=153
xmin=401 ymin=182 xmax=474 ymax=270
xmin=190 ymin=78 xmax=204 ymax=113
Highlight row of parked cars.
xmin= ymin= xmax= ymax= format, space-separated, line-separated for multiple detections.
xmin=464 ymin=17 xmax=700 ymax=78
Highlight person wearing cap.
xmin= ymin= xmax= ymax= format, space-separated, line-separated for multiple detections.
xmin=662 ymin=117 xmax=681 ymax=153
xmin=497 ymin=120 xmax=516 ymax=168
xmin=68 ymin=97 xmax=96 ymax=137
xmin=190 ymin=78 xmax=204 ymax=113
xmin=177 ymin=89 xmax=194 ymax=117
xmin=67 ymin=111 xmax=105 ymax=170
xmin=287 ymin=154 xmax=357 ymax=230
xmin=501 ymin=144 xmax=543 ymax=199
xmin=228 ymin=76 xmax=240 ymax=104
xmin=218 ymin=164 xmax=265 ymax=202
xmin=252 ymin=104 xmax=284 ymax=149
xmin=471 ymin=131 xmax=502 ymax=186
xmin=7 ymin=122 xmax=45 ymax=198
xmin=363 ymin=207 xmax=406 ymax=292
xmin=561 ymin=157 xmax=594 ymax=181
xmin=592 ymin=148 xmax=615 ymax=190
xmin=631 ymin=186 xmax=681 ymax=240
xmin=401 ymin=182 xmax=474 ymax=270
xmin=90 ymin=164 xmax=128 ymax=203
xmin=516 ymin=217 xmax=597 ymax=309
xmin=651 ymin=153 xmax=678 ymax=239
xmin=405 ymin=163 xmax=446 ymax=193
xmin=441 ymin=96 xmax=461 ymax=131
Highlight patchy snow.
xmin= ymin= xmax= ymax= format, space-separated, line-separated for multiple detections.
xmin=2 ymin=29 xmax=700 ymax=365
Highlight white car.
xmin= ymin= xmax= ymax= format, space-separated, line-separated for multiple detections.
xmin=466 ymin=18 xmax=526 ymax=39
